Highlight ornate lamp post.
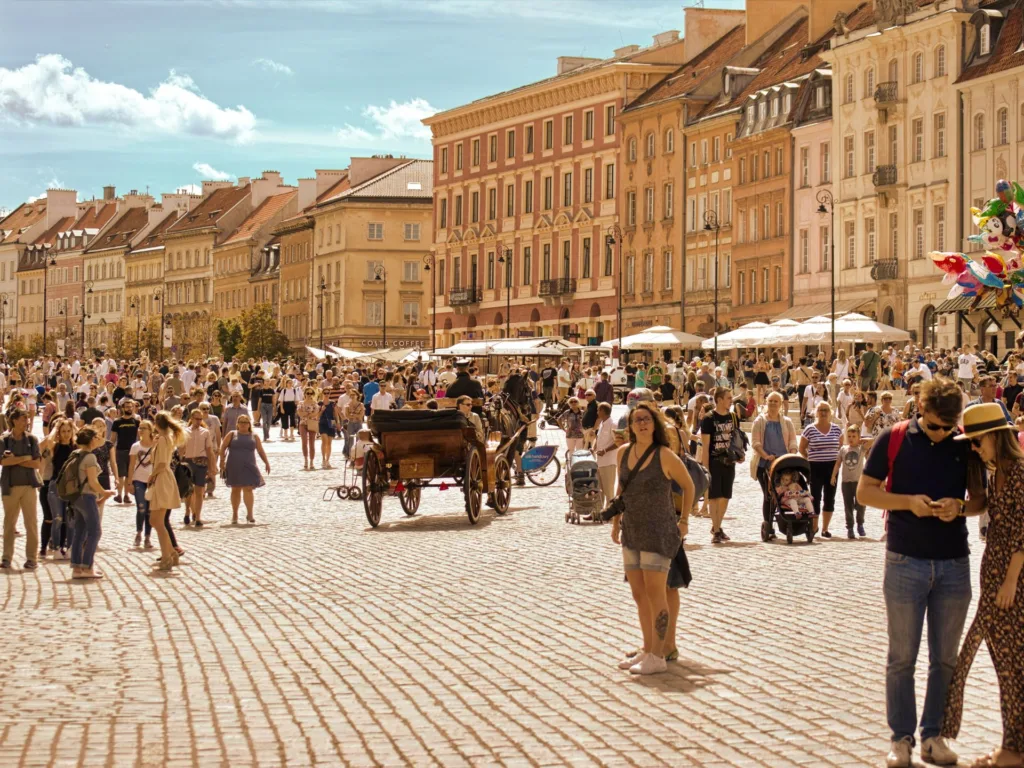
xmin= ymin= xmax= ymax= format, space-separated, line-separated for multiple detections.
xmin=703 ymin=210 xmax=721 ymax=360
xmin=496 ymin=243 xmax=512 ymax=338
xmin=42 ymin=254 xmax=56 ymax=354
xmin=81 ymin=280 xmax=93 ymax=356
xmin=816 ymin=189 xmax=837 ymax=355
xmin=605 ymin=224 xmax=623 ymax=350
xmin=422 ymin=253 xmax=436 ymax=352
xmin=373 ymin=264 xmax=388 ymax=347
xmin=0 ymin=292 xmax=9 ymax=346
xmin=317 ymin=277 xmax=327 ymax=349
xmin=130 ymin=297 xmax=143 ymax=356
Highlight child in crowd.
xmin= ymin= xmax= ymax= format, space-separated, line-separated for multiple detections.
xmin=775 ymin=469 xmax=814 ymax=517
xmin=833 ymin=424 xmax=867 ymax=539
xmin=351 ymin=428 xmax=373 ymax=470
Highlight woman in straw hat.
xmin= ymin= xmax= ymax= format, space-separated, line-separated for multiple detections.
xmin=942 ymin=402 xmax=1024 ymax=767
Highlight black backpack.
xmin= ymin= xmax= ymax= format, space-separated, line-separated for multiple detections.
xmin=169 ymin=450 xmax=194 ymax=499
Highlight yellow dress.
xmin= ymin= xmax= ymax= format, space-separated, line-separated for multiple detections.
xmin=145 ymin=434 xmax=181 ymax=510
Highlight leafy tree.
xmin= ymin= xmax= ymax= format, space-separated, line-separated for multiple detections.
xmin=216 ymin=319 xmax=243 ymax=360
xmin=240 ymin=303 xmax=289 ymax=359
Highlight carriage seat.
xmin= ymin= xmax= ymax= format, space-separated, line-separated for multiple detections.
xmin=368 ymin=409 xmax=470 ymax=436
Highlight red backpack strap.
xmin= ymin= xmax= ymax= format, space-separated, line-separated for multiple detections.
xmin=885 ymin=420 xmax=910 ymax=492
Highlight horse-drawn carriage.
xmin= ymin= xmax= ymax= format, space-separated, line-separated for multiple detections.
xmin=361 ymin=398 xmax=526 ymax=527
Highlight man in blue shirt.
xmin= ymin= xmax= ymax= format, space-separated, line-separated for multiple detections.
xmin=857 ymin=377 xmax=986 ymax=768
xmin=362 ymin=376 xmax=380 ymax=407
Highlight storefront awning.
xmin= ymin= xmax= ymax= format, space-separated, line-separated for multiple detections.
xmin=773 ymin=298 xmax=873 ymax=321
xmin=934 ymin=294 xmax=998 ymax=314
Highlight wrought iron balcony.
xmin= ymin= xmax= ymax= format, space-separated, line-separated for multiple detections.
xmin=874 ymin=81 xmax=899 ymax=103
xmin=873 ymin=165 xmax=898 ymax=187
xmin=449 ymin=287 xmax=482 ymax=306
xmin=539 ymin=278 xmax=577 ymax=297
xmin=870 ymin=258 xmax=899 ymax=281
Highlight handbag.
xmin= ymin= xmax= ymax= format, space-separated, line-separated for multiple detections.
xmin=726 ymin=413 xmax=748 ymax=464
xmin=600 ymin=443 xmax=657 ymax=521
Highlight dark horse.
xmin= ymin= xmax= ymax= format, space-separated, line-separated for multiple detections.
xmin=483 ymin=392 xmax=534 ymax=484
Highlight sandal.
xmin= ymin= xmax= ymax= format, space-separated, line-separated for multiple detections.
xmin=971 ymin=752 xmax=1024 ymax=768
xmin=664 ymin=649 xmax=679 ymax=662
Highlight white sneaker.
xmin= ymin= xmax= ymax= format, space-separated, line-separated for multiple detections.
xmin=618 ymin=652 xmax=644 ymax=670
xmin=630 ymin=654 xmax=667 ymax=675
xmin=921 ymin=736 xmax=958 ymax=766
xmin=886 ymin=738 xmax=912 ymax=768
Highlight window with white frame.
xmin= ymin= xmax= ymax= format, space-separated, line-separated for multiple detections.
xmin=583 ymin=168 xmax=593 ymax=204
xmin=846 ymin=221 xmax=856 ymax=268
xmin=975 ymin=113 xmax=986 ymax=149
xmin=865 ymin=130 xmax=876 ymax=173
xmin=935 ymin=204 xmax=946 ymax=251
xmin=890 ymin=212 xmax=899 ymax=259
xmin=865 ymin=67 xmax=875 ymax=98
xmin=739 ymin=270 xmax=746 ymax=304
xmin=845 ymin=135 xmax=855 ymax=178
xmin=800 ymin=230 xmax=809 ymax=272
xmin=645 ymin=187 xmax=655 ymax=223
xmin=367 ymin=222 xmax=384 ymax=240
xmin=935 ymin=45 xmax=946 ymax=77
xmin=980 ymin=24 xmax=991 ymax=56
xmin=724 ymin=253 xmax=731 ymax=286
xmin=725 ymin=132 xmax=733 ymax=159
xmin=646 ymin=132 xmax=656 ymax=158
xmin=762 ymin=268 xmax=769 ymax=303
xmin=762 ymin=204 xmax=770 ymax=238
xmin=998 ymin=107 xmax=1009 ymax=144
xmin=665 ymin=128 xmax=674 ymax=153
xmin=821 ymin=142 xmax=831 ymax=183
xmin=821 ymin=225 xmax=830 ymax=270
xmin=605 ymin=104 xmax=615 ymax=135
xmin=912 ymin=118 xmax=923 ymax=162
xmin=628 ymin=137 xmax=637 ymax=162
xmin=625 ymin=254 xmax=635 ymax=293
xmin=934 ymin=113 xmax=946 ymax=157
xmin=723 ymin=189 xmax=732 ymax=223
xmin=845 ymin=74 xmax=854 ymax=103
xmin=402 ymin=301 xmax=420 ymax=326
xmin=688 ymin=197 xmax=696 ymax=231
xmin=913 ymin=52 xmax=923 ymax=84
xmin=605 ymin=163 xmax=616 ymax=200
xmin=712 ymin=136 xmax=720 ymax=162
xmin=774 ymin=266 xmax=782 ymax=301
xmin=584 ymin=110 xmax=594 ymax=141
xmin=404 ymin=222 xmax=420 ymax=241
xmin=366 ymin=259 xmax=383 ymax=280
xmin=914 ymin=208 xmax=924 ymax=259
xmin=563 ymin=172 xmax=572 ymax=206
xmin=750 ymin=207 xmax=758 ymax=240
xmin=663 ymin=183 xmax=674 ymax=218
xmin=642 ymin=251 xmax=654 ymax=293
xmin=663 ymin=250 xmax=672 ymax=290
xmin=750 ymin=270 xmax=757 ymax=303
xmin=506 ymin=183 xmax=515 ymax=216
xmin=403 ymin=261 xmax=419 ymax=282
xmin=776 ymin=202 xmax=784 ymax=238
xmin=701 ymin=139 xmax=708 ymax=164
xmin=563 ymin=115 xmax=573 ymax=145
xmin=800 ymin=146 xmax=809 ymax=186
xmin=627 ymin=191 xmax=637 ymax=226
xmin=365 ymin=300 xmax=383 ymax=326
xmin=866 ymin=217 xmax=876 ymax=264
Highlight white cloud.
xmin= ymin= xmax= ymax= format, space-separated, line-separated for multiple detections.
xmin=0 ymin=54 xmax=257 ymax=142
xmin=27 ymin=176 xmax=65 ymax=203
xmin=192 ymin=162 xmax=232 ymax=181
xmin=336 ymin=98 xmax=438 ymax=148
xmin=252 ymin=58 xmax=293 ymax=76
xmin=176 ymin=183 xmax=202 ymax=195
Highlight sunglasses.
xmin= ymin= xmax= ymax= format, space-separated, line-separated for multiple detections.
xmin=923 ymin=420 xmax=957 ymax=434
xmin=632 ymin=415 xmax=653 ymax=425
xmin=969 ymin=437 xmax=983 ymax=448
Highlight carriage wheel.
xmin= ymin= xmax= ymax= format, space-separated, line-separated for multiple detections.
xmin=492 ymin=454 xmax=512 ymax=516
xmin=399 ymin=483 xmax=421 ymax=516
xmin=464 ymin=446 xmax=483 ymax=524
xmin=362 ymin=451 xmax=384 ymax=528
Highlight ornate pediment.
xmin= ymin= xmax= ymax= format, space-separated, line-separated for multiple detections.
xmin=464 ymin=227 xmax=480 ymax=242
xmin=553 ymin=212 xmax=573 ymax=230
xmin=573 ymin=208 xmax=593 ymax=224
xmin=446 ymin=229 xmax=463 ymax=244
xmin=480 ymin=223 xmax=497 ymax=239
xmin=876 ymin=0 xmax=916 ymax=26
xmin=535 ymin=214 xmax=553 ymax=231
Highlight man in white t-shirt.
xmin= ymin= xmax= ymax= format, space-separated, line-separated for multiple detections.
xmin=956 ymin=347 xmax=978 ymax=386
xmin=556 ymin=362 xmax=572 ymax=400
xmin=370 ymin=385 xmax=395 ymax=412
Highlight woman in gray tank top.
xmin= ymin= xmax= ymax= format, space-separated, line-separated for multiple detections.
xmin=611 ymin=402 xmax=696 ymax=676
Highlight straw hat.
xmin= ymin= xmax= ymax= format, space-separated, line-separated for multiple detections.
xmin=954 ymin=402 xmax=1015 ymax=441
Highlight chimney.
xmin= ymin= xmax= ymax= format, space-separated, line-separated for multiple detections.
xmin=260 ymin=170 xmax=283 ymax=186
xmin=557 ymin=56 xmax=602 ymax=75
xmin=103 ymin=185 xmax=115 ymax=201
xmin=122 ymin=191 xmax=154 ymax=209
xmin=652 ymin=30 xmax=681 ymax=47
xmin=613 ymin=44 xmax=641 ymax=58
xmin=45 ymin=188 xmax=78 ymax=225
xmin=314 ymin=169 xmax=347 ymax=197
xmin=146 ymin=204 xmax=167 ymax=228
xmin=348 ymin=156 xmax=407 ymax=187
xmin=745 ymin=0 xmax=807 ymax=46
xmin=683 ymin=8 xmax=744 ymax=61
xmin=808 ymin=0 xmax=862 ymax=42
xmin=298 ymin=178 xmax=317 ymax=211
xmin=236 ymin=176 xmax=251 ymax=187
xmin=201 ymin=180 xmax=233 ymax=195
xmin=161 ymin=191 xmax=199 ymax=213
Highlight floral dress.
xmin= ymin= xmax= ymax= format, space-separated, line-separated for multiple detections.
xmin=560 ymin=409 xmax=584 ymax=439
xmin=942 ymin=460 xmax=1024 ymax=753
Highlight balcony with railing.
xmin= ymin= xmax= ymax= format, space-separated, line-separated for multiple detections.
xmin=873 ymin=165 xmax=898 ymax=188
xmin=874 ymin=82 xmax=899 ymax=104
xmin=870 ymin=258 xmax=899 ymax=281
xmin=538 ymin=278 xmax=576 ymax=306
xmin=449 ymin=287 xmax=482 ymax=313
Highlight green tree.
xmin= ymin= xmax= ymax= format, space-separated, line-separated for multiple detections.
xmin=240 ymin=303 xmax=289 ymax=359
xmin=216 ymin=318 xmax=243 ymax=360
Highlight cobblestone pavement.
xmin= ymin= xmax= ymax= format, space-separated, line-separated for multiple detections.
xmin=0 ymin=412 xmax=1006 ymax=768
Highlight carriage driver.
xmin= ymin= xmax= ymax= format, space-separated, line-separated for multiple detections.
xmin=445 ymin=359 xmax=485 ymax=400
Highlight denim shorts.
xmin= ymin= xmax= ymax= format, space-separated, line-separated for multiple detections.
xmin=622 ymin=546 xmax=671 ymax=573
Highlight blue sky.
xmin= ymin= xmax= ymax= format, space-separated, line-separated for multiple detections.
xmin=0 ymin=0 xmax=743 ymax=213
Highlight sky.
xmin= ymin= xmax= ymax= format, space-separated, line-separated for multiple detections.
xmin=0 ymin=0 xmax=744 ymax=214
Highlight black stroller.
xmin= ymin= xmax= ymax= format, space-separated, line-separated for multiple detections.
xmin=764 ymin=454 xmax=817 ymax=545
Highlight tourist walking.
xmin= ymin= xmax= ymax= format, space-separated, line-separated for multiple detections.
xmin=220 ymin=414 xmax=271 ymax=525
xmin=297 ymin=386 xmax=320 ymax=471
xmin=799 ymin=401 xmax=843 ymax=537
xmin=70 ymin=426 xmax=114 ymax=579
xmin=318 ymin=389 xmax=341 ymax=469
xmin=857 ymin=377 xmax=985 ymax=768
xmin=182 ymin=409 xmax=216 ymax=527
xmin=44 ymin=418 xmax=75 ymax=558
xmin=1 ymin=409 xmax=41 ymax=570
xmin=148 ymin=411 xmax=185 ymax=571
xmin=751 ymin=392 xmax=797 ymax=541
xmin=127 ymin=420 xmax=155 ymax=549
xmin=700 ymin=387 xmax=743 ymax=544
xmin=942 ymin=403 xmax=1024 ymax=767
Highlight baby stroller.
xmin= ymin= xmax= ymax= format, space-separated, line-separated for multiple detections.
xmin=540 ymin=396 xmax=570 ymax=429
xmin=765 ymin=454 xmax=816 ymax=545
xmin=565 ymin=449 xmax=603 ymax=524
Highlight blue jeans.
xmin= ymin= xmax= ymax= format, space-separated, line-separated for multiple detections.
xmin=343 ymin=421 xmax=361 ymax=457
xmin=48 ymin=479 xmax=70 ymax=552
xmin=260 ymin=403 xmax=273 ymax=440
xmin=133 ymin=481 xmax=152 ymax=536
xmin=70 ymin=494 xmax=101 ymax=569
xmin=883 ymin=551 xmax=972 ymax=744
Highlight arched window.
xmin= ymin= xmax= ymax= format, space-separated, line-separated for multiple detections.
xmin=935 ymin=45 xmax=946 ymax=77
xmin=645 ymin=132 xmax=655 ymax=158
xmin=888 ymin=58 xmax=898 ymax=84
xmin=664 ymin=128 xmax=674 ymax=153
xmin=998 ymin=107 xmax=1008 ymax=144
xmin=913 ymin=52 xmax=923 ymax=83
xmin=980 ymin=24 xmax=991 ymax=56
xmin=975 ymin=113 xmax=986 ymax=150
xmin=628 ymin=137 xmax=637 ymax=162
xmin=845 ymin=73 xmax=854 ymax=103
xmin=865 ymin=67 xmax=875 ymax=98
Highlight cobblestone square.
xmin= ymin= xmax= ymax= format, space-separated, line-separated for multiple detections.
xmin=0 ymin=423 xmax=1006 ymax=767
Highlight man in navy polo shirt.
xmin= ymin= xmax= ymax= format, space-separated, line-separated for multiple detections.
xmin=857 ymin=377 xmax=986 ymax=768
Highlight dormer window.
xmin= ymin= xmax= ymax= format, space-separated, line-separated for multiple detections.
xmin=980 ymin=24 xmax=991 ymax=55
xmin=771 ymin=98 xmax=779 ymax=117
xmin=758 ymin=101 xmax=767 ymax=121
xmin=747 ymin=105 xmax=755 ymax=123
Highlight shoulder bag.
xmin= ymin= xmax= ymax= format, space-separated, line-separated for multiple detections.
xmin=599 ymin=443 xmax=657 ymax=522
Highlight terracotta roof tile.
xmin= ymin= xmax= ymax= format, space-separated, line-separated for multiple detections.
xmin=333 ymin=160 xmax=433 ymax=202
xmin=958 ymin=0 xmax=1024 ymax=83
xmin=167 ymin=185 xmax=250 ymax=234
xmin=222 ymin=190 xmax=297 ymax=245
xmin=135 ymin=210 xmax=184 ymax=251
xmin=30 ymin=216 xmax=75 ymax=247
xmin=84 ymin=207 xmax=149 ymax=253
xmin=71 ymin=201 xmax=118 ymax=232
xmin=625 ymin=25 xmax=747 ymax=112
xmin=0 ymin=201 xmax=48 ymax=245
xmin=315 ymin=174 xmax=350 ymax=204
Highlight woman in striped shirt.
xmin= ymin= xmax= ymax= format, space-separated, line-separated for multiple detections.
xmin=799 ymin=401 xmax=844 ymax=538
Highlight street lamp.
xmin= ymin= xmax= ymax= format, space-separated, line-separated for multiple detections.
xmin=317 ymin=277 xmax=327 ymax=349
xmin=422 ymin=253 xmax=436 ymax=353
xmin=605 ymin=224 xmax=623 ymax=351
xmin=130 ymin=297 xmax=143 ymax=356
xmin=42 ymin=254 xmax=56 ymax=354
xmin=816 ymin=189 xmax=837 ymax=356
xmin=703 ymin=211 xmax=721 ymax=360
xmin=81 ymin=280 xmax=93 ymax=356
xmin=496 ymin=243 xmax=512 ymax=339
xmin=0 ymin=292 xmax=9 ymax=346
xmin=373 ymin=264 xmax=387 ymax=347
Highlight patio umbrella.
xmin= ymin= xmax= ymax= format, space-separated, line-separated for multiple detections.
xmin=701 ymin=321 xmax=770 ymax=350
xmin=326 ymin=345 xmax=363 ymax=359
xmin=789 ymin=316 xmax=833 ymax=344
xmin=830 ymin=312 xmax=911 ymax=343
xmin=602 ymin=325 xmax=704 ymax=350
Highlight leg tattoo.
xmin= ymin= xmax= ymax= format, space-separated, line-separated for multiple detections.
xmin=655 ymin=610 xmax=669 ymax=641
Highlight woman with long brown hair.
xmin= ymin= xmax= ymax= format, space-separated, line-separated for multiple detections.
xmin=147 ymin=411 xmax=185 ymax=571
xmin=942 ymin=403 xmax=1024 ymax=767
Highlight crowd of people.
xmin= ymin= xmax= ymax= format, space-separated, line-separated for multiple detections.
xmin=0 ymin=340 xmax=1020 ymax=766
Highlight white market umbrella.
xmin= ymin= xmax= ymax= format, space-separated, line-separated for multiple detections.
xmin=702 ymin=321 xmax=770 ymax=350
xmin=602 ymin=325 xmax=704 ymax=351
xmin=305 ymin=345 xmax=328 ymax=360
xmin=326 ymin=345 xmax=363 ymax=359
xmin=789 ymin=316 xmax=832 ymax=344
xmin=830 ymin=312 xmax=911 ymax=343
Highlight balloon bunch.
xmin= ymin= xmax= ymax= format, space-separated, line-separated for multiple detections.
xmin=930 ymin=179 xmax=1024 ymax=318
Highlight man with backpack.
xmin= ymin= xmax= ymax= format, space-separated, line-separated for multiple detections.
xmin=857 ymin=377 xmax=985 ymax=768
xmin=858 ymin=342 xmax=881 ymax=392
xmin=1 ymin=409 xmax=42 ymax=570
